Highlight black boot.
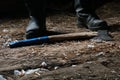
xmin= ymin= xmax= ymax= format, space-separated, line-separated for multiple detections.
xmin=74 ymin=0 xmax=109 ymax=30
xmin=25 ymin=0 xmax=46 ymax=39
xmin=74 ymin=0 xmax=112 ymax=41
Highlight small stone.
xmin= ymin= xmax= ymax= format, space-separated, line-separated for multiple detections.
xmin=41 ymin=62 xmax=47 ymax=67
xmin=2 ymin=29 xmax=9 ymax=33
xmin=14 ymin=70 xmax=21 ymax=76
xmin=95 ymin=52 xmax=105 ymax=57
xmin=54 ymin=66 xmax=59 ymax=70
xmin=86 ymin=61 xmax=93 ymax=64
xmin=72 ymin=65 xmax=77 ymax=67
xmin=21 ymin=70 xmax=26 ymax=76
xmin=87 ymin=44 xmax=95 ymax=48
xmin=76 ymin=53 xmax=81 ymax=56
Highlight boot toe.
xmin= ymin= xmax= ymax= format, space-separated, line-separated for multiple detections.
xmin=25 ymin=30 xmax=43 ymax=39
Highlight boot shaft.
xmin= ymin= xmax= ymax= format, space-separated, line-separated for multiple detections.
xmin=74 ymin=0 xmax=110 ymax=30
xmin=24 ymin=0 xmax=46 ymax=27
xmin=25 ymin=0 xmax=46 ymax=19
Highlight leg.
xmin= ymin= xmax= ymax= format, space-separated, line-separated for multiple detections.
xmin=25 ymin=0 xmax=46 ymax=39
xmin=74 ymin=0 xmax=112 ymax=41
xmin=74 ymin=0 xmax=110 ymax=30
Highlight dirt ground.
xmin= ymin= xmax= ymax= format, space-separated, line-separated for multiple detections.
xmin=0 ymin=2 xmax=120 ymax=80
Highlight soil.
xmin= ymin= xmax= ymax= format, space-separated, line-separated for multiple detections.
xmin=0 ymin=2 xmax=120 ymax=80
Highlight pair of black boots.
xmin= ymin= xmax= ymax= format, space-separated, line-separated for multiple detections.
xmin=25 ymin=0 xmax=112 ymax=41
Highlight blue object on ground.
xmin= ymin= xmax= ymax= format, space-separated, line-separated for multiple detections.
xmin=9 ymin=36 xmax=49 ymax=48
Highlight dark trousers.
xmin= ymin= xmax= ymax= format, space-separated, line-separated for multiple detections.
xmin=75 ymin=0 xmax=111 ymax=12
xmin=25 ymin=0 xmax=46 ymax=28
xmin=25 ymin=0 xmax=112 ymax=30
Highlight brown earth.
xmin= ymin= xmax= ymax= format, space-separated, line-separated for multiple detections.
xmin=0 ymin=2 xmax=120 ymax=80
